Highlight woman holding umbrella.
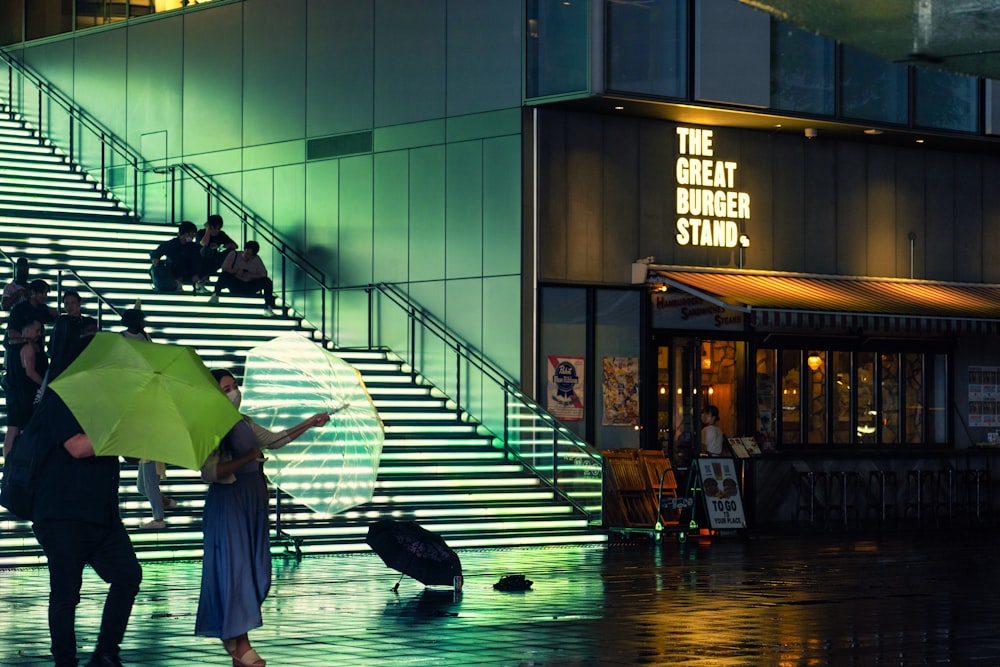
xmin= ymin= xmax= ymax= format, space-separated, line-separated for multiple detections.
xmin=195 ymin=369 xmax=329 ymax=667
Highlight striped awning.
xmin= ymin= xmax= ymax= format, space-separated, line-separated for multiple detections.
xmin=639 ymin=266 xmax=1000 ymax=335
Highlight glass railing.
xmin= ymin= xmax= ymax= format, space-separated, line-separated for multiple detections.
xmin=335 ymin=282 xmax=604 ymax=525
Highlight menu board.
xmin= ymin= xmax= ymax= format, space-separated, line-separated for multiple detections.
xmin=697 ymin=458 xmax=746 ymax=529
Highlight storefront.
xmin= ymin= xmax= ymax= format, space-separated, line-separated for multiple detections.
xmin=533 ymin=109 xmax=1000 ymax=528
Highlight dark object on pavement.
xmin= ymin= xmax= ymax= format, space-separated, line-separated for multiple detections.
xmin=493 ymin=574 xmax=533 ymax=591
xmin=366 ymin=519 xmax=462 ymax=590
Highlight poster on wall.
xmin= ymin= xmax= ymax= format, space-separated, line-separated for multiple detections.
xmin=547 ymin=355 xmax=584 ymax=421
xmin=969 ymin=366 xmax=1000 ymax=427
xmin=601 ymin=357 xmax=639 ymax=426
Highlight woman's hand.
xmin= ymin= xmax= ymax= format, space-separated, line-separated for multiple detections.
xmin=311 ymin=412 xmax=330 ymax=427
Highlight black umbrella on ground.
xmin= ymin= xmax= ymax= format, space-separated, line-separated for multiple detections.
xmin=366 ymin=519 xmax=462 ymax=591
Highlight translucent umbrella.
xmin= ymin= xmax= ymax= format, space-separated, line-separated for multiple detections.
xmin=240 ymin=334 xmax=384 ymax=515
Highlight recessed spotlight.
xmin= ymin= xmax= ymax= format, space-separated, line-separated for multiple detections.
xmin=613 ymin=105 xmax=624 ymax=111
xmin=775 ymin=124 xmax=782 ymax=128
xmin=915 ymin=139 xmax=925 ymax=144
xmin=863 ymin=128 xmax=883 ymax=135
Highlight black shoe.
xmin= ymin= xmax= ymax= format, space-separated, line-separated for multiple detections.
xmin=86 ymin=652 xmax=123 ymax=667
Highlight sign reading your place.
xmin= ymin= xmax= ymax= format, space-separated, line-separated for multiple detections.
xmin=675 ymin=127 xmax=751 ymax=249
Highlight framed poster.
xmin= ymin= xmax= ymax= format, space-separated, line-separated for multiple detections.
xmin=601 ymin=356 xmax=639 ymax=426
xmin=697 ymin=458 xmax=746 ymax=529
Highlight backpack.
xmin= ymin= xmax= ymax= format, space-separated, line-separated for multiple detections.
xmin=0 ymin=421 xmax=46 ymax=521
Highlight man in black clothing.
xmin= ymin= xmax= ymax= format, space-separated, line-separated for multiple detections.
xmin=149 ymin=221 xmax=201 ymax=292
xmin=6 ymin=279 xmax=57 ymax=349
xmin=30 ymin=392 xmax=142 ymax=667
xmin=193 ymin=214 xmax=237 ymax=293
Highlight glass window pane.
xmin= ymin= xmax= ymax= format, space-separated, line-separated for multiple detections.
xmin=539 ymin=286 xmax=587 ymax=440
xmin=595 ymin=290 xmax=640 ymax=448
xmin=840 ymin=45 xmax=908 ymax=124
xmin=770 ymin=19 xmax=834 ymax=114
xmin=857 ymin=351 xmax=876 ymax=445
xmin=606 ymin=0 xmax=687 ymax=98
xmin=832 ymin=351 xmax=852 ymax=444
xmin=914 ymin=67 xmax=979 ymax=132
xmin=904 ymin=353 xmax=924 ymax=443
xmin=806 ymin=351 xmax=826 ymax=444
xmin=881 ymin=353 xmax=900 ymax=444
xmin=526 ymin=0 xmax=589 ymax=99
xmin=928 ymin=354 xmax=948 ymax=444
xmin=701 ymin=340 xmax=742 ymax=442
xmin=755 ymin=349 xmax=777 ymax=449
xmin=781 ymin=349 xmax=802 ymax=445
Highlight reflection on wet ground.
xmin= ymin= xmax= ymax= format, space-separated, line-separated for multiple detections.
xmin=2 ymin=532 xmax=999 ymax=665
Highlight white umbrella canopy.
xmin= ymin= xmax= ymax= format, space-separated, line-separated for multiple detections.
xmin=241 ymin=334 xmax=384 ymax=515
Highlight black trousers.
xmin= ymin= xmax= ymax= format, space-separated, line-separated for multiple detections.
xmin=215 ymin=273 xmax=276 ymax=307
xmin=33 ymin=520 xmax=142 ymax=666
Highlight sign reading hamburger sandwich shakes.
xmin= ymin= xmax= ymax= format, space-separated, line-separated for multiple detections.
xmin=697 ymin=458 xmax=746 ymax=529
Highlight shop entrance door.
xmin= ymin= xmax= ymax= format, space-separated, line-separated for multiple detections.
xmin=655 ymin=336 xmax=743 ymax=464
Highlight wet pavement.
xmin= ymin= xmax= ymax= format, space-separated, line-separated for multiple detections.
xmin=2 ymin=531 xmax=999 ymax=665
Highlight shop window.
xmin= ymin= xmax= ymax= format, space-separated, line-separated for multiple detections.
xmin=780 ymin=349 xmax=802 ymax=445
xmin=914 ymin=67 xmax=979 ymax=133
xmin=755 ymin=349 xmax=776 ymax=449
xmin=881 ymin=353 xmax=901 ymax=444
xmin=832 ymin=351 xmax=852 ymax=443
xmin=840 ymin=45 xmax=908 ymax=125
xmin=606 ymin=0 xmax=687 ymax=99
xmin=595 ymin=290 xmax=641 ymax=448
xmin=805 ymin=350 xmax=827 ymax=444
xmin=856 ymin=351 xmax=876 ymax=445
xmin=770 ymin=18 xmax=834 ymax=115
xmin=539 ymin=286 xmax=587 ymax=441
xmin=904 ymin=353 xmax=924 ymax=443
xmin=928 ymin=354 xmax=948 ymax=444
xmin=526 ymin=0 xmax=589 ymax=99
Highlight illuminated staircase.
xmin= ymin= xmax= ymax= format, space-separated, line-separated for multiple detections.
xmin=0 ymin=107 xmax=604 ymax=565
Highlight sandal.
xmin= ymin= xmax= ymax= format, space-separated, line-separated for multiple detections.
xmin=232 ymin=648 xmax=266 ymax=667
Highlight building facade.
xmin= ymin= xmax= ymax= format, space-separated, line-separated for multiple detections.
xmin=7 ymin=0 xmax=1000 ymax=526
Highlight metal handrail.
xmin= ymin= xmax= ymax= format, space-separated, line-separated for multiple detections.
xmin=341 ymin=282 xmax=602 ymax=519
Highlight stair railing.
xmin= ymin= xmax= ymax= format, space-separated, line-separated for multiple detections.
xmin=0 ymin=48 xmax=331 ymax=342
xmin=335 ymin=282 xmax=604 ymax=524
xmin=0 ymin=48 xmax=141 ymax=213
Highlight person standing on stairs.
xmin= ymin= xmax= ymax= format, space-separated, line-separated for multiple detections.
xmin=3 ymin=318 xmax=47 ymax=456
xmin=2 ymin=257 xmax=31 ymax=310
xmin=193 ymin=214 xmax=237 ymax=294
xmin=149 ymin=221 xmax=202 ymax=292
xmin=118 ymin=307 xmax=176 ymax=530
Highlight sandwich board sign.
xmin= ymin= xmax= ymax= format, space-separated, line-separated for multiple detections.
xmin=697 ymin=458 xmax=746 ymax=529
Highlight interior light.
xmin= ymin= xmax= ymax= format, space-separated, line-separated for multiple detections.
xmin=807 ymin=354 xmax=823 ymax=371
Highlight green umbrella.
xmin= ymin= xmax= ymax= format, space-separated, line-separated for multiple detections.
xmin=49 ymin=332 xmax=241 ymax=470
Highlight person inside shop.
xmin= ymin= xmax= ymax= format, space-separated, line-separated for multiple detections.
xmin=700 ymin=404 xmax=725 ymax=457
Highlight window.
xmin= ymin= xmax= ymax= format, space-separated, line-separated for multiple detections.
xmin=770 ymin=19 xmax=834 ymax=114
xmin=606 ymin=0 xmax=687 ymax=99
xmin=761 ymin=346 xmax=948 ymax=448
xmin=526 ymin=0 xmax=590 ymax=99
xmin=914 ymin=67 xmax=979 ymax=132
xmin=840 ymin=45 xmax=908 ymax=124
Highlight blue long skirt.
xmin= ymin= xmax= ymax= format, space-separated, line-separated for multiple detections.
xmin=194 ymin=471 xmax=271 ymax=639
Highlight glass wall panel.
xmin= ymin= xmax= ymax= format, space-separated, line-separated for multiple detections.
xmin=770 ymin=19 xmax=834 ymax=114
xmin=755 ymin=349 xmax=776 ymax=448
xmin=857 ymin=351 xmax=876 ymax=445
xmin=928 ymin=354 xmax=948 ymax=444
xmin=881 ymin=353 xmax=901 ymax=444
xmin=701 ymin=340 xmax=742 ymax=441
xmin=780 ymin=349 xmax=802 ymax=445
xmin=840 ymin=45 xmax=908 ymax=124
xmin=805 ymin=351 xmax=827 ymax=444
xmin=914 ymin=68 xmax=979 ymax=132
xmin=904 ymin=353 xmax=924 ymax=443
xmin=526 ymin=0 xmax=589 ymax=99
xmin=832 ymin=351 xmax=852 ymax=443
xmin=539 ymin=286 xmax=587 ymax=440
xmin=606 ymin=0 xmax=687 ymax=98
xmin=594 ymin=290 xmax=641 ymax=448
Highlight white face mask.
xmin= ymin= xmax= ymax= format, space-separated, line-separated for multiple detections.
xmin=226 ymin=388 xmax=242 ymax=409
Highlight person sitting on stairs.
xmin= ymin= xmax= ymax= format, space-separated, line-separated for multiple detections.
xmin=207 ymin=241 xmax=277 ymax=315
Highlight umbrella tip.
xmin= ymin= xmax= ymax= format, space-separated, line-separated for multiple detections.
xmin=134 ymin=298 xmax=142 ymax=309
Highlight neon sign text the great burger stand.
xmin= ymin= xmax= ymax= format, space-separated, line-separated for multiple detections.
xmin=675 ymin=127 xmax=751 ymax=249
